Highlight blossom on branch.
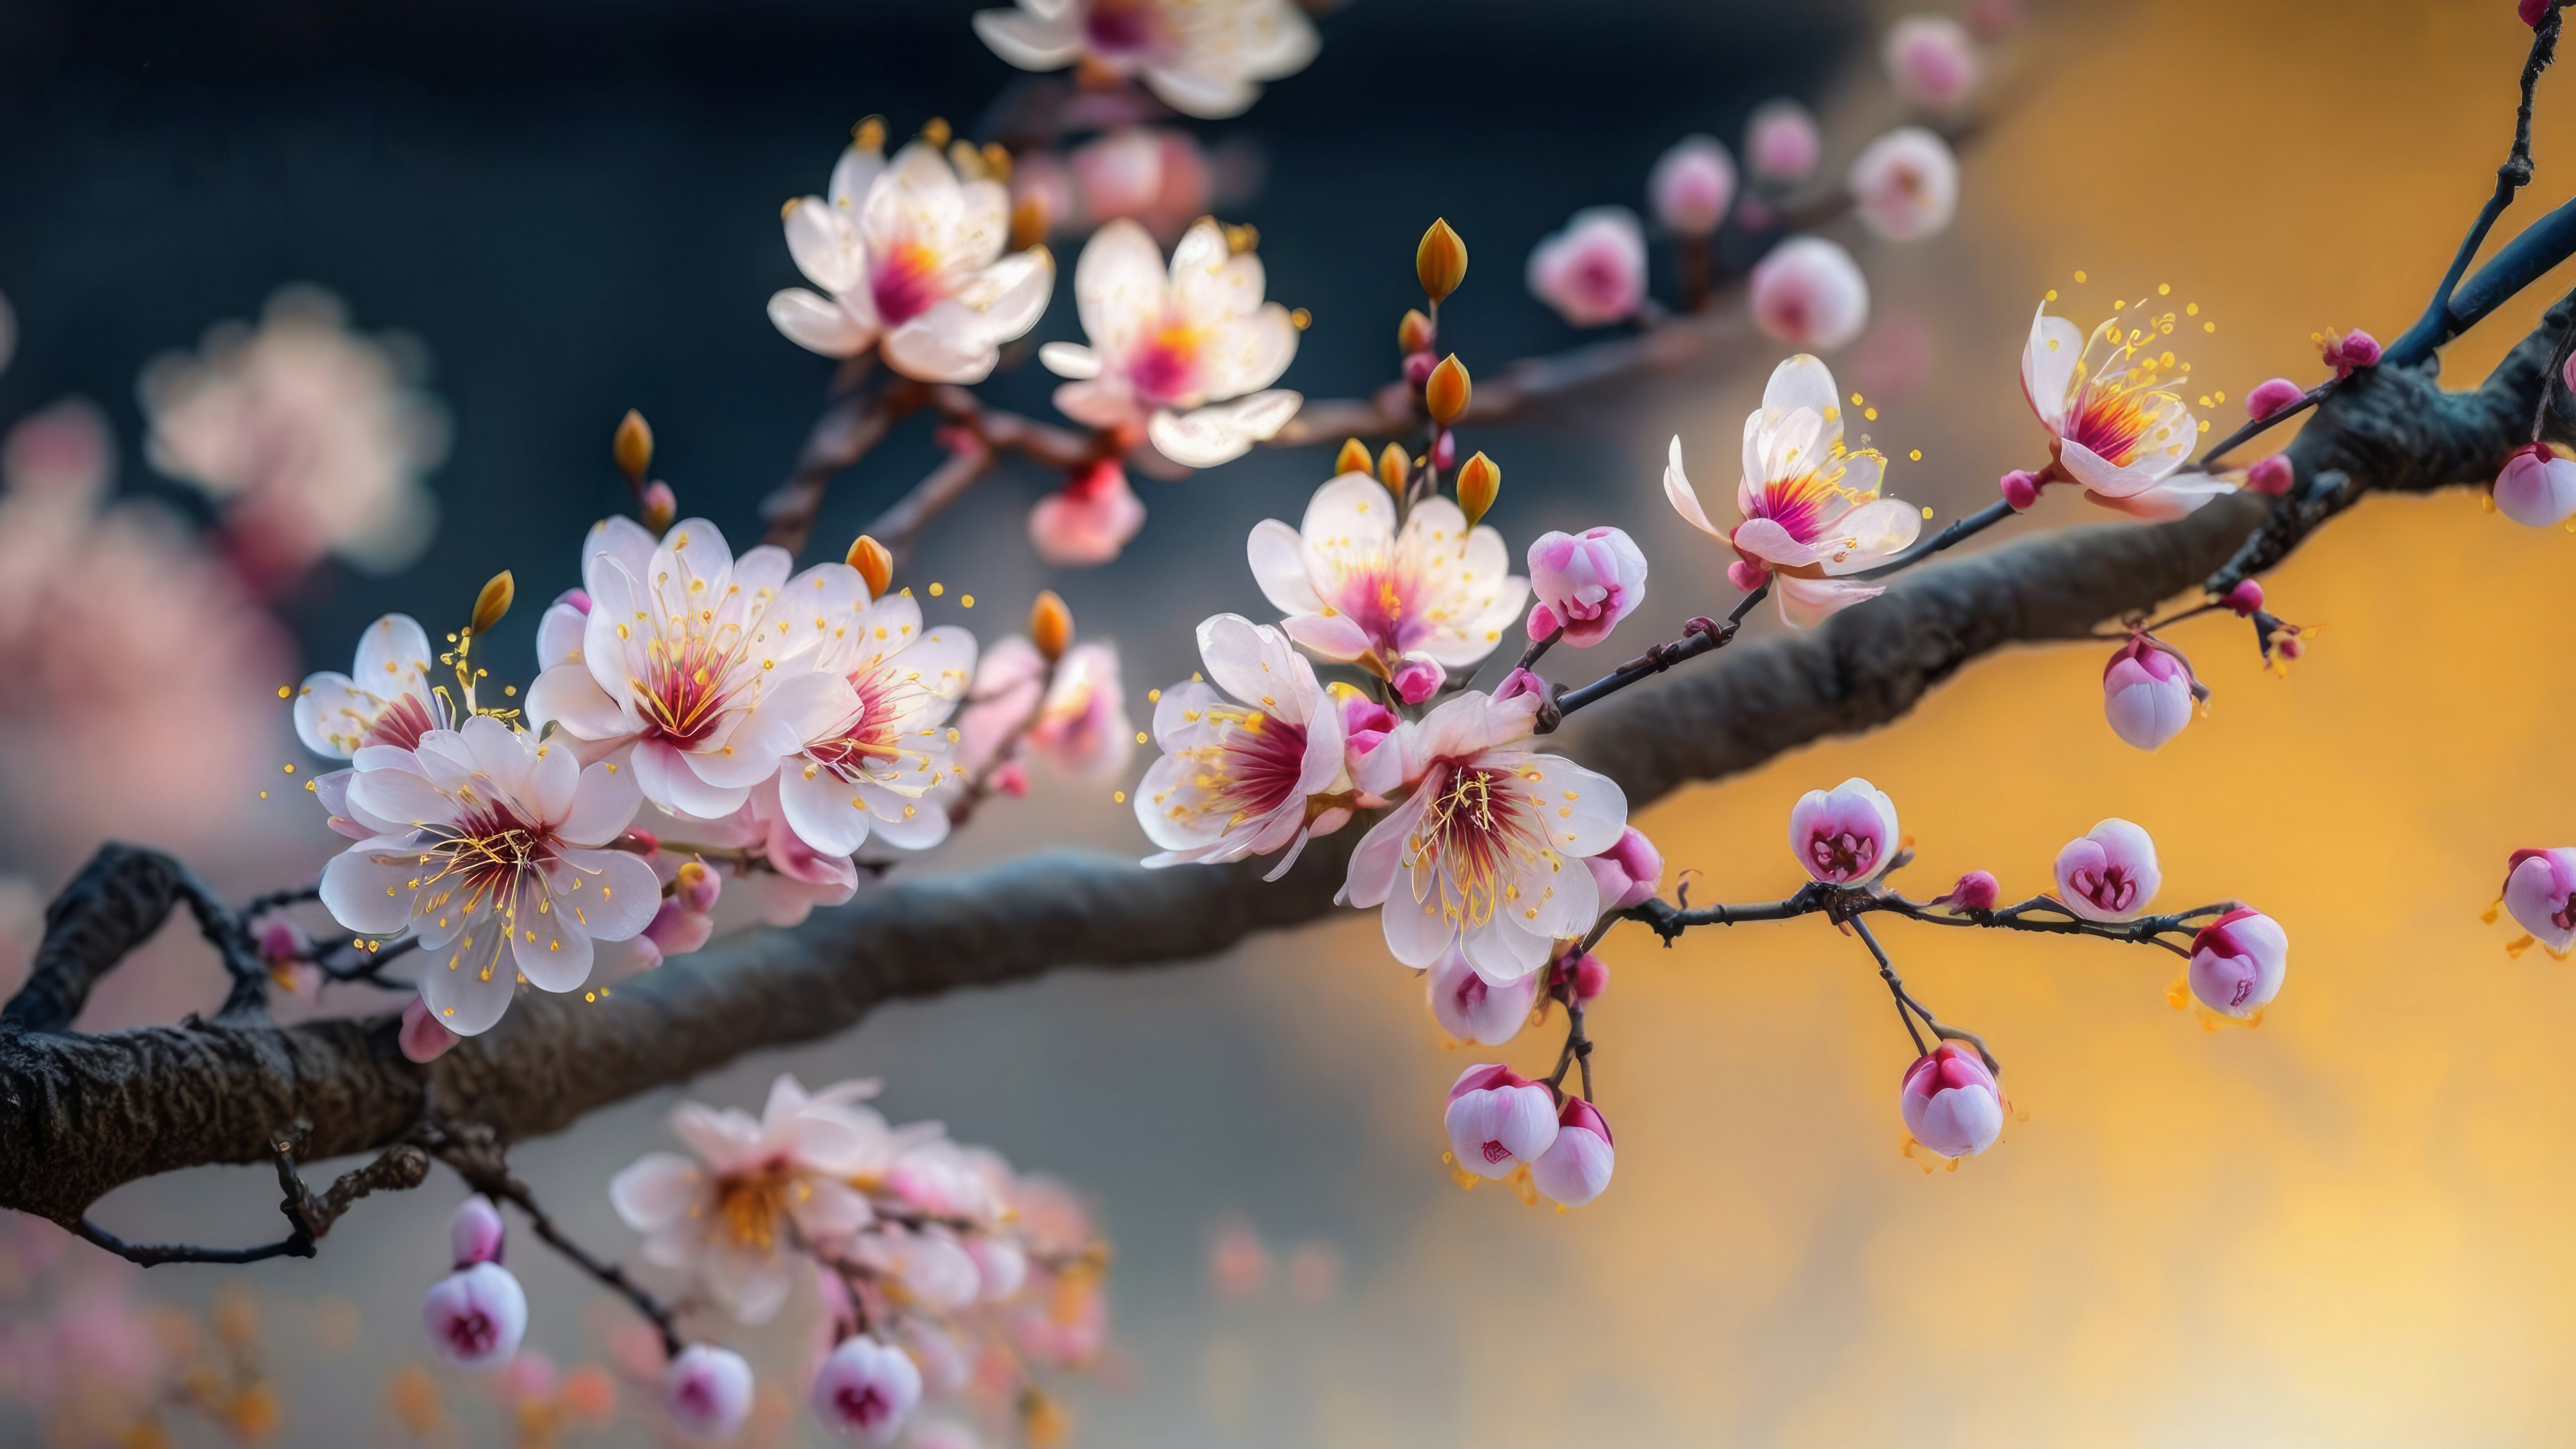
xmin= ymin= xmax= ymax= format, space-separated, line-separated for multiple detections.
xmin=1030 ymin=459 xmax=1148 ymax=565
xmin=769 ymin=139 xmax=1055 ymax=384
xmin=2186 ymin=908 xmax=2288 ymax=1018
xmin=972 ymin=0 xmax=1320 ymax=119
xmin=777 ymin=586 xmax=978 ymax=857
xmin=1530 ymin=1097 xmax=1615 ymax=1205
xmin=1249 ymin=472 xmax=1527 ymax=678
xmin=1427 ymin=939 xmax=1540 ymax=1046
xmin=811 ymin=1334 xmax=922 ymax=1444
xmin=293 ymin=613 xmax=449 ymax=759
xmin=1526 ymin=526 xmax=1648 ymax=645
xmin=1899 ymin=1042 xmax=2002 ymax=1159
xmin=1525 ymin=207 xmax=1649 ymax=327
xmin=1744 ymin=99 xmax=1822 ymax=185
xmin=2020 ymin=300 xmax=2234 ymax=519
xmin=2100 ymin=635 xmax=2198 ymax=750
xmin=1883 ymin=15 xmax=1979 ymax=111
xmin=1442 ymin=1064 xmax=1558 ymax=1180
xmin=1787 ymin=777 xmax=1900 ymax=885
xmin=1664 ymin=354 xmax=1920 ymax=627
xmin=2053 ymin=818 xmax=2160 ymax=922
xmin=1649 ymin=135 xmax=1737 ymax=237
xmin=1041 ymin=217 xmax=1302 ymax=468
xmin=663 ymin=1344 xmax=755 ymax=1443
xmin=2502 ymin=847 xmax=2576 ymax=956
xmin=2493 ymin=441 xmax=2576 ymax=527
xmin=1136 ymin=613 xmax=1352 ymax=875
xmin=422 ymin=1262 xmax=527 ymax=1371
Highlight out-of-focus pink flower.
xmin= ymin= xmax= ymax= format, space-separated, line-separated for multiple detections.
xmin=2493 ymin=441 xmax=2576 ymax=527
xmin=1787 ymin=777 xmax=1900 ymax=884
xmin=1849 ymin=127 xmax=1960 ymax=242
xmin=1526 ymin=207 xmax=1650 ymax=327
xmin=2524 ymin=0 xmax=2553 ymax=30
xmin=139 ymin=286 xmax=449 ymax=583
xmin=400 ymin=997 xmax=462 ymax=1063
xmin=1884 ymin=15 xmax=1979 ymax=109
xmin=1030 ymin=459 xmax=1148 ymax=566
xmin=1068 ymin=127 xmax=1212 ymax=241
xmin=991 ymin=761 xmax=1030 ymax=798
xmin=2101 ymin=636 xmax=2196 ymax=751
xmin=421 ymin=1262 xmax=527 ymax=1371
xmin=663 ymin=1344 xmax=755 ymax=1443
xmin=1251 ymin=472 xmax=1528 ymax=678
xmin=1968 ymin=0 xmax=2020 ymax=36
xmin=1899 ymin=1042 xmax=2002 ymax=1158
xmin=1745 ymin=99 xmax=1823 ymax=184
xmin=450 ymin=1195 xmax=506 ymax=1269
xmin=1749 ymin=237 xmax=1870 ymax=350
xmin=1026 ymin=641 xmax=1135 ymax=780
xmin=1207 ymin=1214 xmax=1270 ymax=1297
xmin=2247 ymin=455 xmax=2295 ymax=496
xmin=1530 ymin=1097 xmax=1614 ymax=1206
xmin=973 ymin=0 xmax=1319 ymax=119
xmin=1649 ymin=135 xmax=1737 ymax=237
xmin=2503 ymin=847 xmax=2576 ymax=955
xmin=1527 ymin=527 xmax=1648 ymax=646
xmin=1284 ymin=1241 xmax=1342 ymax=1302
xmin=1427 ymin=941 xmax=1540 ymax=1046
xmin=810 ymin=1335 xmax=922 ymax=1444
xmin=2245 ymin=377 xmax=2306 ymax=421
xmin=2225 ymin=579 xmax=2265 ymax=616
xmin=1442 ymin=1064 xmax=1558 ymax=1179
xmin=2188 ymin=908 xmax=2288 ymax=1017
xmin=1585 ymin=826 xmax=1662 ymax=911
xmin=2054 ymin=818 xmax=2160 ymax=922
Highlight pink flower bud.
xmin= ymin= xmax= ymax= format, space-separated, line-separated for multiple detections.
xmin=1340 ymin=693 xmax=1399 ymax=773
xmin=665 ymin=1344 xmax=755 ymax=1442
xmin=1494 ymin=667 xmax=1549 ymax=706
xmin=2322 ymin=329 xmax=2381 ymax=375
xmin=1428 ymin=943 xmax=1540 ymax=1046
xmin=672 ymin=859 xmax=722 ymax=916
xmin=1848 ymin=126 xmax=1959 ymax=242
xmin=1554 ymin=949 xmax=1610 ymax=1002
xmin=1938 ymin=869 xmax=2000 ymax=912
xmin=1899 ymin=1042 xmax=2003 ymax=1158
xmin=2245 ymin=377 xmax=2306 ymax=421
xmin=450 ymin=1194 xmax=506 ymax=1269
xmin=2225 ymin=579 xmax=2265 ymax=616
xmin=1584 ymin=826 xmax=1663 ymax=910
xmin=400 ymin=994 xmax=462 ymax=1063
xmin=1028 ymin=460 xmax=1146 ymax=566
xmin=1999 ymin=468 xmax=2042 ymax=510
xmin=640 ymin=480 xmax=678 ymax=523
xmin=2187 ymin=907 xmax=2289 ymax=1018
xmin=1727 ymin=558 xmax=1771 ymax=592
xmin=1744 ymin=99 xmax=1822 ymax=184
xmin=2053 ymin=818 xmax=2160 ymax=922
xmin=1787 ymin=777 xmax=1900 ymax=884
xmin=1750 ymin=236 xmax=1869 ymax=351
xmin=2100 ymin=637 xmax=2195 ymax=751
xmin=991 ymin=761 xmax=1030 ymax=798
xmin=1648 ymin=134 xmax=1737 ymax=237
xmin=1389 ymin=651 xmax=1446 ymax=704
xmin=810 ymin=1336 xmax=922 ymax=1444
xmin=422 ymin=1262 xmax=527 ymax=1371
xmin=641 ymin=898 xmax=716 ymax=960
xmin=1527 ymin=207 xmax=1649 ymax=328
xmin=2493 ymin=441 xmax=2576 ymax=527
xmin=1403 ymin=350 xmax=1436 ymax=384
xmin=1529 ymin=1097 xmax=1615 ymax=1206
xmin=2524 ymin=0 xmax=2553 ymax=29
xmin=1883 ymin=15 xmax=1979 ymax=109
xmin=2246 ymin=454 xmax=2294 ymax=496
xmin=1431 ymin=429 xmax=1456 ymax=470
xmin=623 ymin=826 xmax=659 ymax=856
xmin=2504 ymin=847 xmax=2576 ymax=955
xmin=1443 ymin=1064 xmax=1559 ymax=1179
xmin=1525 ymin=527 xmax=1648 ymax=647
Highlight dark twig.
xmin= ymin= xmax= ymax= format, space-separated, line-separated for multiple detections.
xmin=75 ymin=1134 xmax=428 ymax=1267
xmin=2397 ymin=7 xmax=2563 ymax=365
xmin=2 ymin=844 xmax=274 ymax=1032
xmin=1542 ymin=588 xmax=1766 ymax=731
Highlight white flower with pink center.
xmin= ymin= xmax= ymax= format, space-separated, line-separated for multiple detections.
xmin=525 ymin=516 xmax=865 ymax=821
xmin=1136 ymin=614 xmax=1350 ymax=877
xmin=810 ymin=1334 xmax=922 ymax=1444
xmin=1249 ymin=473 xmax=1527 ymax=679
xmin=1442 ymin=1063 xmax=1558 ymax=1179
xmin=769 ymin=140 xmax=1055 ymax=384
xmin=1041 ymin=218 xmax=1302 ymax=468
xmin=318 ymin=716 xmax=658 ymax=1036
xmin=2021 ymin=301 xmax=2234 ymax=518
xmin=294 ymin=612 xmax=450 ymax=758
xmin=777 ymin=588 xmax=978 ymax=858
xmin=2187 ymin=908 xmax=2288 ymax=1018
xmin=1787 ymin=777 xmax=1900 ymax=885
xmin=608 ymin=1075 xmax=889 ymax=1326
xmin=1525 ymin=207 xmax=1649 ymax=328
xmin=1341 ymin=690 xmax=1629 ymax=981
xmin=2053 ymin=818 xmax=2160 ymax=922
xmin=972 ymin=0 xmax=1319 ymax=119
xmin=1665 ymin=354 xmax=1922 ymax=627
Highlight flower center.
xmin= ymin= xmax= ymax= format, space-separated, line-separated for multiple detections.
xmin=445 ymin=1309 xmax=496 ymax=1356
xmin=1412 ymin=761 xmax=1550 ymax=928
xmin=1127 ymin=322 xmax=1204 ymax=406
xmin=871 ymin=241 xmax=948 ymax=325
xmin=714 ymin=1167 xmax=792 ymax=1252
xmin=633 ymin=625 xmax=757 ymax=750
xmin=366 ymin=693 xmax=439 ymax=751
xmin=1084 ymin=0 xmax=1159 ymax=54
xmin=1480 ymin=1139 xmax=1513 ymax=1165
xmin=1162 ymin=704 xmax=1307 ymax=831
xmin=1806 ymin=828 xmax=1877 ymax=879
xmin=2074 ymin=865 xmax=2137 ymax=914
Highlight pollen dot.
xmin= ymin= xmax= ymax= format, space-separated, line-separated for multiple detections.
xmin=2186 ymin=303 xmax=2200 ymax=316
xmin=258 ymin=790 xmax=269 ymax=799
xmin=282 ymin=763 xmax=296 ymax=773
xmin=1134 ymin=731 xmax=1148 ymax=745
xmin=961 ymin=595 xmax=975 ymax=608
xmin=276 ymin=685 xmax=291 ymax=699
xmin=1862 ymin=407 xmax=1878 ymax=421
xmin=1147 ymin=688 xmax=1163 ymax=702
xmin=2203 ymin=321 xmax=2216 ymax=333
xmin=1907 ymin=449 xmax=1923 ymax=462
xmin=2074 ymin=269 xmax=2088 ymax=283
xmin=1113 ymin=790 xmax=1128 ymax=804
xmin=2157 ymin=282 xmax=2171 ymax=295
xmin=504 ymin=684 xmax=518 ymax=697
xmin=2045 ymin=288 xmax=2059 ymax=301
xmin=928 ymin=582 xmax=945 ymax=596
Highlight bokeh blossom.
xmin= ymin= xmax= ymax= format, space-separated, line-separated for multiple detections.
xmin=2504 ymin=847 xmax=2576 ymax=956
xmin=810 ymin=1334 xmax=922 ymax=1443
xmin=972 ymin=0 xmax=1320 ymax=119
xmin=1744 ymin=99 xmax=1823 ymax=184
xmin=1848 ymin=126 xmax=1960 ymax=242
xmin=1648 ymin=135 xmax=1737 ymax=237
xmin=1029 ymin=458 xmax=1148 ymax=565
xmin=1249 ymin=472 xmax=1527 ymax=679
xmin=1883 ymin=15 xmax=1979 ymax=110
xmin=1748 ymin=237 xmax=1870 ymax=351
xmin=1525 ymin=207 xmax=1650 ymax=327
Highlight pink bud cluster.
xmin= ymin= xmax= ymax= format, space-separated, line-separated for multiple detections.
xmin=1443 ymin=1065 xmax=1615 ymax=1207
xmin=421 ymin=1196 xmax=527 ymax=1371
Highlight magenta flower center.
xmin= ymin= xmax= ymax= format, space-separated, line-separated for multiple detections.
xmin=445 ymin=1308 xmax=497 ymax=1357
xmin=2072 ymin=865 xmax=2139 ymax=914
xmin=1084 ymin=0 xmax=1159 ymax=54
xmin=1807 ymin=828 xmax=1877 ymax=879
xmin=870 ymin=242 xmax=947 ymax=325
xmin=836 ymin=1384 xmax=892 ymax=1428
xmin=366 ymin=693 xmax=439 ymax=751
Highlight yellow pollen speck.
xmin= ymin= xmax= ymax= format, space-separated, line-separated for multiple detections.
xmin=1908 ymin=449 xmax=1923 ymax=462
xmin=961 ymin=594 xmax=975 ymax=608
xmin=2074 ymin=269 xmax=2088 ymax=282
xmin=1849 ymin=392 xmax=1863 ymax=405
xmin=1920 ymin=505 xmax=1933 ymax=518
xmin=1148 ymin=688 xmax=1162 ymax=702
xmin=276 ymin=685 xmax=290 ymax=699
xmin=2203 ymin=321 xmax=2216 ymax=333
xmin=258 ymin=790 xmax=268 ymax=799
xmin=282 ymin=763 xmax=296 ymax=773
xmin=2186 ymin=302 xmax=2200 ymax=315
xmin=1134 ymin=731 xmax=1148 ymax=745
xmin=2044 ymin=288 xmax=2058 ymax=301
xmin=928 ymin=582 xmax=945 ymax=596
xmin=1862 ymin=407 xmax=1878 ymax=421
xmin=1114 ymin=790 xmax=1128 ymax=804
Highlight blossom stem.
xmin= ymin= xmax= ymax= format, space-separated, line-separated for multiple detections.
xmin=449 ymin=1151 xmax=685 ymax=1359
xmin=1541 ymin=589 xmax=1766 ymax=731
xmin=1851 ymin=497 xmax=2017 ymax=581
xmin=1847 ymin=917 xmax=1930 ymax=1057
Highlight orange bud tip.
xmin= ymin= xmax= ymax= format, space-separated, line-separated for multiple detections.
xmin=1398 ymin=307 xmax=1436 ymax=354
xmin=1335 ymin=437 xmax=1373 ymax=477
xmin=1456 ymin=450 xmax=1500 ymax=526
xmin=1030 ymin=588 xmax=1074 ymax=661
xmin=470 ymin=572 xmax=515 ymax=634
xmin=845 ymin=535 xmax=895 ymax=598
xmin=1425 ymin=354 xmax=1472 ymax=425
xmin=613 ymin=409 xmax=653 ymax=484
xmin=1376 ymin=442 xmax=1409 ymax=493
xmin=1417 ymin=218 xmax=1468 ymax=303
xmin=921 ymin=116 xmax=951 ymax=150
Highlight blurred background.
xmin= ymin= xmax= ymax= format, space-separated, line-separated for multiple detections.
xmin=7 ymin=0 xmax=2576 ymax=1444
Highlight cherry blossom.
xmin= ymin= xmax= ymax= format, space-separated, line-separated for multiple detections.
xmin=2504 ymin=847 xmax=2576 ymax=955
xmin=450 ymin=1195 xmax=506 ymax=1268
xmin=421 ymin=1262 xmax=527 ymax=1371
xmin=1029 ymin=459 xmax=1148 ymax=565
xmin=663 ymin=1344 xmax=755 ymax=1442
xmin=1340 ymin=690 xmax=1629 ymax=981
xmin=2020 ymin=301 xmax=2235 ymax=519
xmin=1040 ymin=218 xmax=1302 ymax=468
xmin=1067 ymin=126 xmax=1214 ymax=240
xmin=1525 ymin=207 xmax=1650 ymax=328
xmin=2493 ymin=441 xmax=2576 ymax=527
xmin=1648 ymin=135 xmax=1737 ymax=237
xmin=1744 ymin=99 xmax=1823 ymax=184
xmin=1883 ymin=15 xmax=1979 ymax=110
xmin=318 ymin=716 xmax=657 ymax=1036
xmin=525 ymin=516 xmax=864 ymax=820
xmin=1136 ymin=613 xmax=1352 ymax=876
xmin=1024 ymin=641 xmax=1135 ymax=780
xmin=1427 ymin=940 xmax=1540 ymax=1046
xmin=2053 ymin=818 xmax=2160 ymax=922
xmin=1848 ymin=127 xmax=1960 ymax=242
xmin=608 ymin=1074 xmax=888 ymax=1326
xmin=1585 ymin=826 xmax=1663 ymax=910
xmin=2186 ymin=908 xmax=2288 ymax=1018
xmin=1899 ymin=1042 xmax=2002 ymax=1158
xmin=1749 ymin=237 xmax=1870 ymax=350
xmin=1248 ymin=472 xmax=1528 ymax=678
xmin=1442 ymin=1063 xmax=1558 ymax=1179
xmin=775 ymin=583 xmax=978 ymax=858
xmin=293 ymin=614 xmax=449 ymax=758
xmin=1526 ymin=526 xmax=1648 ymax=646
xmin=1664 ymin=355 xmax=1921 ymax=627
xmin=1529 ymin=1097 xmax=1615 ymax=1205
xmin=1787 ymin=777 xmax=1900 ymax=885
xmin=810 ymin=1334 xmax=922 ymax=1444
xmin=971 ymin=0 xmax=1319 ymax=119
xmin=2101 ymin=636 xmax=2197 ymax=750
xmin=769 ymin=140 xmax=1055 ymax=384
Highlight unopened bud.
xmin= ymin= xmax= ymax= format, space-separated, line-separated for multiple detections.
xmin=1456 ymin=451 xmax=1500 ymax=527
xmin=2246 ymin=376 xmax=2306 ymax=421
xmin=1398 ymin=308 xmax=1435 ymax=354
xmin=1377 ymin=443 xmax=1409 ymax=494
xmin=1010 ymin=194 xmax=1051 ymax=252
xmin=1402 ymin=350 xmax=1436 ymax=385
xmin=2246 ymin=454 xmax=2294 ymax=496
xmin=471 ymin=571 xmax=515 ymax=635
xmin=1335 ymin=437 xmax=1373 ymax=478
xmin=1999 ymin=468 xmax=2041 ymax=511
xmin=2224 ymin=578 xmax=2265 ymax=616
xmin=1224 ymin=221 xmax=1260 ymax=255
xmin=1416 ymin=218 xmax=1468 ymax=303
xmin=1432 ymin=430 xmax=1456 ymax=470
xmin=1030 ymin=589 xmax=1073 ymax=661
xmin=845 ymin=535 xmax=894 ymax=598
xmin=613 ymin=410 xmax=653 ymax=486
xmin=1424 ymin=355 xmax=1472 ymax=425
xmin=640 ymin=480 xmax=678 ymax=533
